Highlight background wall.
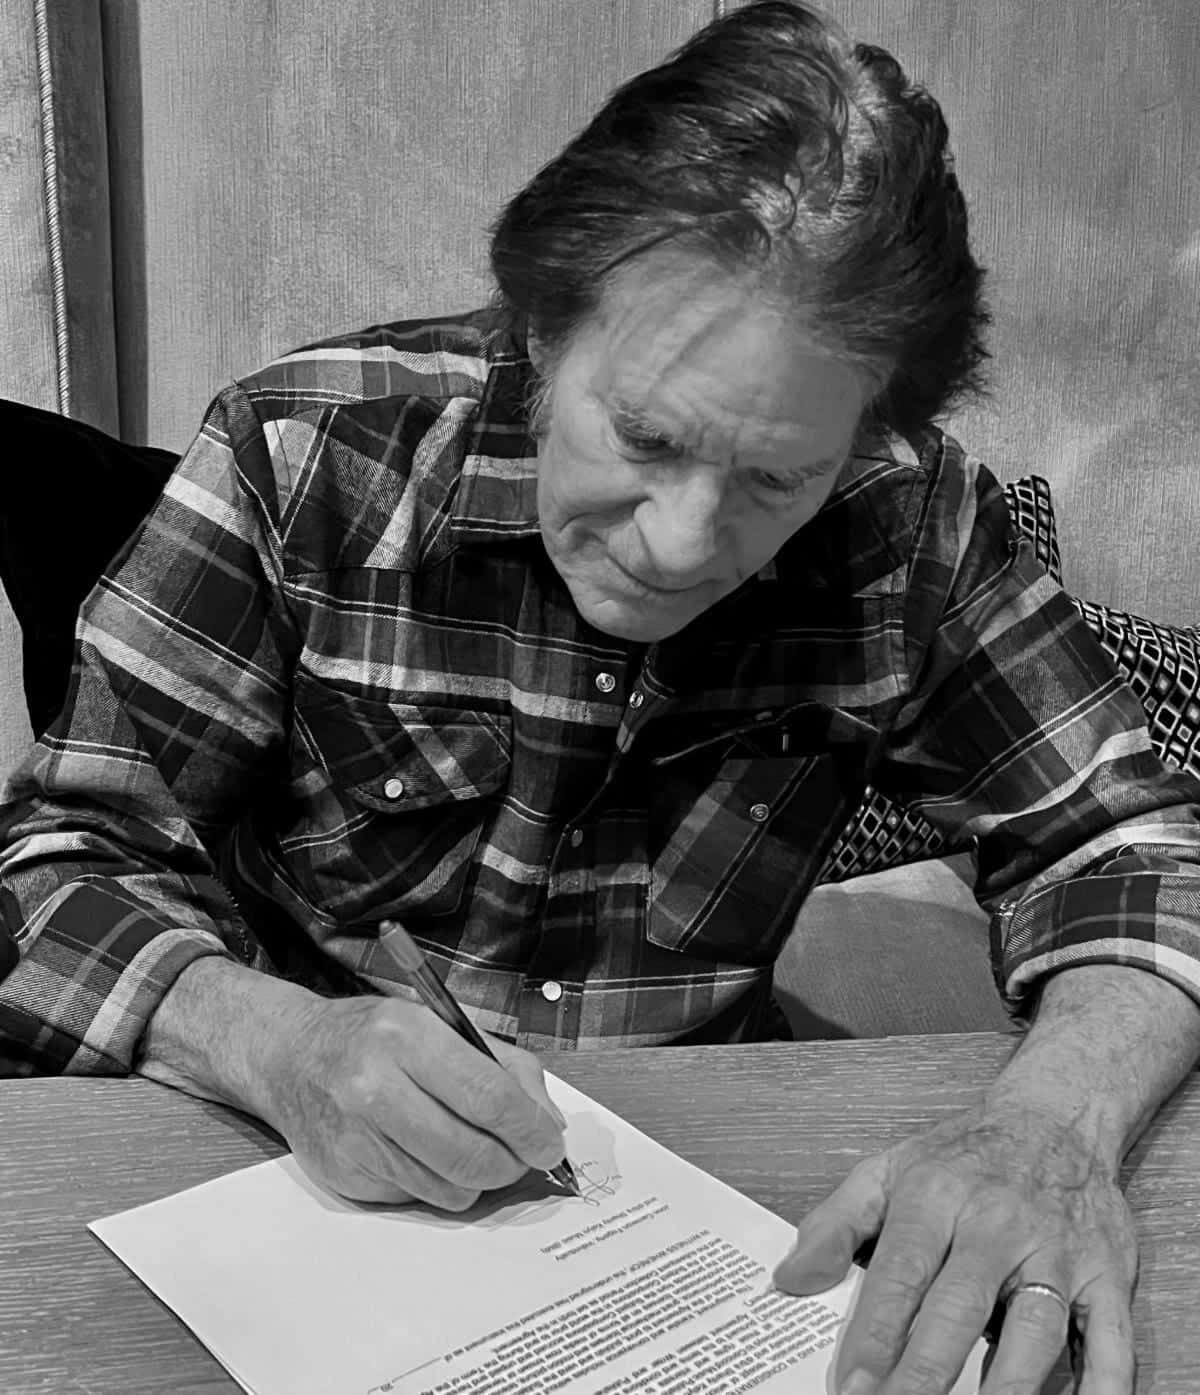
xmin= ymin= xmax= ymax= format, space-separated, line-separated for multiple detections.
xmin=100 ymin=0 xmax=711 ymax=448
xmin=0 ymin=0 xmax=709 ymax=774
xmin=810 ymin=0 xmax=1200 ymax=627
xmin=101 ymin=0 xmax=1200 ymax=625
xmin=2 ymin=0 xmax=1200 ymax=777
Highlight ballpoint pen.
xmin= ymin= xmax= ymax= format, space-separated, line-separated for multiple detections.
xmin=376 ymin=918 xmax=582 ymax=1198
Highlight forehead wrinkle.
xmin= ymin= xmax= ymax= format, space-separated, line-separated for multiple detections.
xmin=606 ymin=336 xmax=794 ymax=460
xmin=588 ymin=258 xmax=864 ymax=475
xmin=603 ymin=340 xmax=849 ymax=472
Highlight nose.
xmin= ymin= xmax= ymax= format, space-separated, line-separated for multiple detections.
xmin=635 ymin=464 xmax=727 ymax=585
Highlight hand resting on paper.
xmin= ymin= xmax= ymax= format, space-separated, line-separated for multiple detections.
xmin=771 ymin=963 xmax=1200 ymax=1395
xmin=773 ymin=1096 xmax=1136 ymax=1395
xmin=136 ymin=957 xmax=568 ymax=1211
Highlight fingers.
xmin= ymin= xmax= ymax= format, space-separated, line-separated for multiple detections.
xmin=1073 ymin=1285 xmax=1136 ymax=1395
xmin=295 ymin=1130 xmax=484 ymax=1212
xmin=773 ymin=1154 xmax=891 ymax=1294
xmin=826 ymin=1170 xmax=960 ymax=1393
xmin=298 ymin=1061 xmax=520 ymax=1210
xmin=376 ymin=1070 xmax=543 ymax=1192
xmin=287 ymin=998 xmax=569 ymax=1208
xmin=488 ymin=1036 xmax=569 ymax=1133
xmin=401 ymin=1012 xmax=566 ymax=1172
xmin=971 ymin=1273 xmax=1071 ymax=1395
xmin=768 ymin=1102 xmax=1140 ymax=1395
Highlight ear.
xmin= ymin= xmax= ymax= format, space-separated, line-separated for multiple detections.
xmin=525 ymin=322 xmax=548 ymax=374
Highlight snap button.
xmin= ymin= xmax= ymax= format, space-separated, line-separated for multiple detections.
xmin=541 ymin=980 xmax=564 ymax=1003
xmin=749 ymin=802 xmax=770 ymax=823
xmin=383 ymin=778 xmax=405 ymax=800
xmin=569 ymin=827 xmax=584 ymax=849
xmin=629 ymin=691 xmax=644 ymax=709
xmin=594 ymin=672 xmax=617 ymax=694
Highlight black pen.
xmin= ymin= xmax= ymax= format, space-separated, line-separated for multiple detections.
xmin=376 ymin=919 xmax=581 ymax=1198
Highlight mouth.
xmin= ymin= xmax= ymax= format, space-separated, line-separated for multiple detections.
xmin=609 ymin=557 xmax=696 ymax=597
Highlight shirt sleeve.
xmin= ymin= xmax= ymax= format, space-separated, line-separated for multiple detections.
xmin=0 ymin=383 xmax=297 ymax=1073
xmin=873 ymin=436 xmax=1200 ymax=1016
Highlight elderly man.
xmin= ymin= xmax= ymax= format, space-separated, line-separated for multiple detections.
xmin=2 ymin=3 xmax=1197 ymax=1391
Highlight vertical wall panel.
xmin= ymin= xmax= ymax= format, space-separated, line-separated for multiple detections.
xmin=0 ymin=0 xmax=84 ymax=773
xmin=0 ymin=0 xmax=99 ymax=770
xmin=101 ymin=0 xmax=711 ymax=452
xmin=43 ymin=0 xmax=118 ymax=436
xmin=0 ymin=0 xmax=61 ymax=415
xmin=743 ymin=0 xmax=1200 ymax=623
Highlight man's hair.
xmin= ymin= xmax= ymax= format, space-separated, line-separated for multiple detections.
xmin=488 ymin=0 xmax=988 ymax=438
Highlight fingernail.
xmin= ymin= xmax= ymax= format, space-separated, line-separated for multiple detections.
xmin=547 ymin=1102 xmax=567 ymax=1130
xmin=839 ymin=1370 xmax=876 ymax=1395
xmin=772 ymin=1250 xmax=844 ymax=1295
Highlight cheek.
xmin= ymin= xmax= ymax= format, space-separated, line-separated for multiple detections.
xmin=728 ymin=492 xmax=829 ymax=571
xmin=539 ymin=438 xmax=641 ymax=524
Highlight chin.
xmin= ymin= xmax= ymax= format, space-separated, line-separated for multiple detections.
xmin=575 ymin=593 xmax=695 ymax=643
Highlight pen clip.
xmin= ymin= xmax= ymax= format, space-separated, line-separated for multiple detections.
xmin=378 ymin=920 xmax=495 ymax=1058
xmin=377 ymin=918 xmax=427 ymax=976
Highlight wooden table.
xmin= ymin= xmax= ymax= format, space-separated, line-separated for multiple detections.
xmin=2 ymin=1033 xmax=1199 ymax=1394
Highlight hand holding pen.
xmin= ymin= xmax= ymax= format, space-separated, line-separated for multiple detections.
xmin=237 ymin=923 xmax=577 ymax=1211
xmin=377 ymin=919 xmax=582 ymax=1198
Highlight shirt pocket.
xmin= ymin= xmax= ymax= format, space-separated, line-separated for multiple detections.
xmin=285 ymin=675 xmax=511 ymax=922
xmin=645 ymin=742 xmax=868 ymax=967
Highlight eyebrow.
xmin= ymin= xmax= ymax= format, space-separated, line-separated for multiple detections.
xmin=608 ymin=396 xmax=846 ymax=478
xmin=609 ymin=398 xmax=687 ymax=442
xmin=777 ymin=454 xmax=845 ymax=480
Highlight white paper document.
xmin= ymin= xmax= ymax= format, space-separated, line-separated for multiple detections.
xmin=91 ymin=1074 xmax=984 ymax=1395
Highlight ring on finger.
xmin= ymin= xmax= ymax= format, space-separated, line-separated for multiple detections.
xmin=1007 ymin=1281 xmax=1072 ymax=1323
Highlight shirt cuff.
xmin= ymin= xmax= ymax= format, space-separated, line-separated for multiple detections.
xmin=0 ymin=877 xmax=233 ymax=1074
xmin=996 ymin=866 xmax=1200 ymax=1017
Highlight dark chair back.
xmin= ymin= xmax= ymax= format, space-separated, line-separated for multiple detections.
xmin=0 ymin=400 xmax=177 ymax=734
xmin=0 ymin=889 xmax=20 ymax=981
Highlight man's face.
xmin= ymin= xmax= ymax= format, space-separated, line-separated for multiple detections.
xmin=532 ymin=254 xmax=877 ymax=643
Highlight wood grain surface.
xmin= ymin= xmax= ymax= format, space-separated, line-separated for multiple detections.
xmin=2 ymin=1034 xmax=1199 ymax=1393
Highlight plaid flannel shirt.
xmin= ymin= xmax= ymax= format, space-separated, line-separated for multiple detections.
xmin=4 ymin=308 xmax=1200 ymax=1073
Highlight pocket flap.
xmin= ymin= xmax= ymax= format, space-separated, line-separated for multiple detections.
xmin=295 ymin=678 xmax=511 ymax=813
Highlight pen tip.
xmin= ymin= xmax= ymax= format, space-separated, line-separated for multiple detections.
xmin=551 ymin=1159 xmax=582 ymax=1197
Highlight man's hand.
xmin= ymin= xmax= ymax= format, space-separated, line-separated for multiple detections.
xmin=773 ymin=1097 xmax=1137 ymax=1394
xmin=263 ymin=993 xmax=568 ymax=1209
xmin=137 ymin=957 xmax=567 ymax=1211
xmin=773 ymin=963 xmax=1200 ymax=1395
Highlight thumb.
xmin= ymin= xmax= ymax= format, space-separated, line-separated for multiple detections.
xmin=773 ymin=1154 xmax=890 ymax=1295
xmin=488 ymin=1037 xmax=568 ymax=1133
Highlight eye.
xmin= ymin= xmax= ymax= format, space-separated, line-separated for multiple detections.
xmin=748 ymin=468 xmax=817 ymax=497
xmin=613 ymin=418 xmax=683 ymax=460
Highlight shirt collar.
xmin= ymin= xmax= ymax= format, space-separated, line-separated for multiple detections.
xmin=450 ymin=331 xmax=543 ymax=545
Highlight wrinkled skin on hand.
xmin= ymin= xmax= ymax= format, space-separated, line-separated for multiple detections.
xmin=773 ymin=1100 xmax=1139 ymax=1395
xmin=263 ymin=994 xmax=568 ymax=1211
